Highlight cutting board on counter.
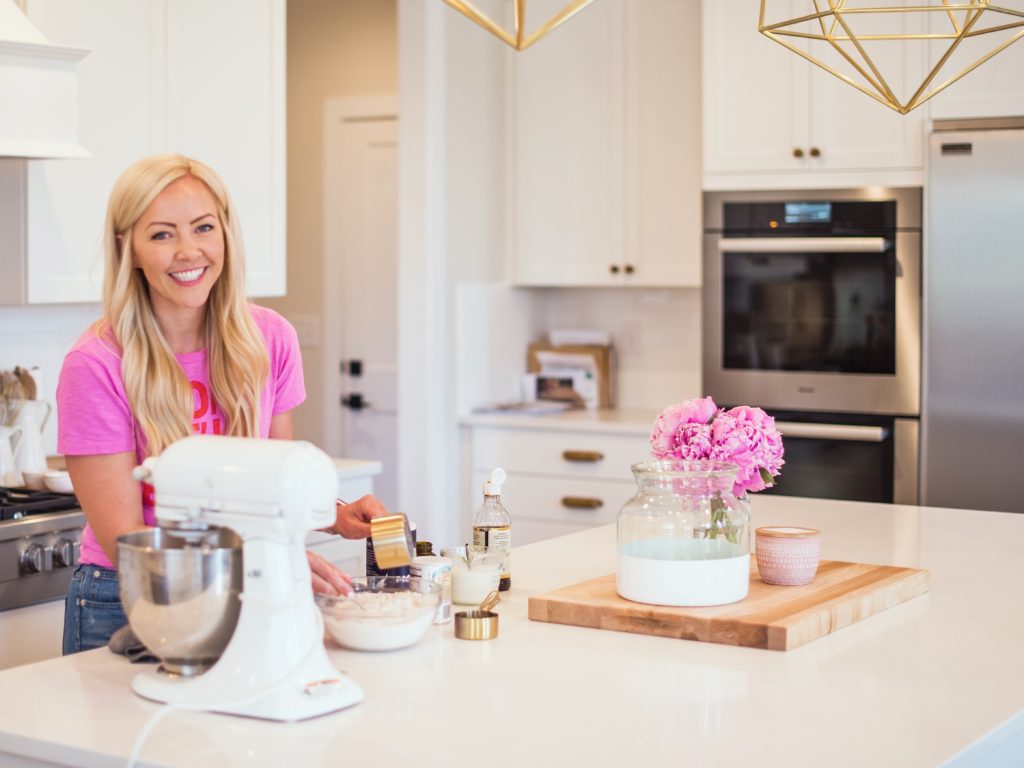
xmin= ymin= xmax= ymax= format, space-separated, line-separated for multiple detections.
xmin=528 ymin=560 xmax=929 ymax=651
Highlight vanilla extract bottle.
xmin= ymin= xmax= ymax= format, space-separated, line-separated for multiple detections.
xmin=472 ymin=468 xmax=511 ymax=591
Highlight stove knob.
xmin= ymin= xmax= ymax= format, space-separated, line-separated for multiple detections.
xmin=54 ymin=538 xmax=79 ymax=568
xmin=21 ymin=544 xmax=45 ymax=574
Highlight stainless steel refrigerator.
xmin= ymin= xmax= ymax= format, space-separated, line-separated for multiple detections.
xmin=922 ymin=118 xmax=1024 ymax=514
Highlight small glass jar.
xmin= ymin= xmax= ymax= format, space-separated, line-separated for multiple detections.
xmin=617 ymin=459 xmax=750 ymax=607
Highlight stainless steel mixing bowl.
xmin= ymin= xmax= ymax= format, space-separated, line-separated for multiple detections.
xmin=117 ymin=526 xmax=243 ymax=676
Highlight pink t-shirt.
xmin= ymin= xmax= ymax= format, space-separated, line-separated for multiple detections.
xmin=56 ymin=304 xmax=306 ymax=568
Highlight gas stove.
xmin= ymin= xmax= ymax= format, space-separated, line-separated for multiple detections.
xmin=0 ymin=487 xmax=85 ymax=612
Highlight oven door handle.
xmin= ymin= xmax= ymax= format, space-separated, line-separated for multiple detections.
xmin=775 ymin=421 xmax=889 ymax=442
xmin=719 ymin=237 xmax=889 ymax=253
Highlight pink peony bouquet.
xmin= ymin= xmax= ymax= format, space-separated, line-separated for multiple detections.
xmin=650 ymin=396 xmax=785 ymax=496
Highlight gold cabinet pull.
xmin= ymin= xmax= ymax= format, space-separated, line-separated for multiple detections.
xmin=793 ymin=147 xmax=805 ymax=158
xmin=561 ymin=496 xmax=604 ymax=510
xmin=562 ymin=450 xmax=604 ymax=463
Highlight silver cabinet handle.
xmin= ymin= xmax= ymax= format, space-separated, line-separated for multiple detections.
xmin=719 ymin=237 xmax=889 ymax=253
xmin=775 ymin=421 xmax=888 ymax=442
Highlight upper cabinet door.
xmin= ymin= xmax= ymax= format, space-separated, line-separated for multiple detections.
xmin=702 ymin=0 xmax=809 ymax=181
xmin=165 ymin=0 xmax=286 ymax=298
xmin=703 ymin=0 xmax=925 ymax=189
xmin=624 ymin=0 xmax=701 ymax=287
xmin=24 ymin=0 xmax=164 ymax=304
xmin=806 ymin=3 xmax=926 ymax=173
xmin=927 ymin=12 xmax=1024 ymax=119
xmin=509 ymin=0 xmax=625 ymax=286
xmin=509 ymin=0 xmax=701 ymax=287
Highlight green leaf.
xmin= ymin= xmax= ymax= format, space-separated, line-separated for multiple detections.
xmin=759 ymin=467 xmax=774 ymax=485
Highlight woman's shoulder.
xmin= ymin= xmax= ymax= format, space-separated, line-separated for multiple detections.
xmin=66 ymin=319 xmax=121 ymax=364
xmin=247 ymin=303 xmax=298 ymax=341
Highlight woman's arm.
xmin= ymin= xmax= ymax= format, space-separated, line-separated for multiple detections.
xmin=269 ymin=410 xmax=293 ymax=440
xmin=66 ymin=452 xmax=147 ymax=566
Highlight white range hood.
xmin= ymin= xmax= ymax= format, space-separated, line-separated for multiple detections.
xmin=0 ymin=0 xmax=89 ymax=158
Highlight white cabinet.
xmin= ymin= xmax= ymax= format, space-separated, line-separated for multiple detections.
xmin=9 ymin=0 xmax=163 ymax=305
xmin=703 ymin=0 xmax=926 ymax=190
xmin=0 ymin=0 xmax=284 ymax=305
xmin=164 ymin=0 xmax=285 ymax=299
xmin=465 ymin=424 xmax=650 ymax=546
xmin=927 ymin=21 xmax=1024 ymax=119
xmin=509 ymin=0 xmax=700 ymax=287
xmin=0 ymin=600 xmax=64 ymax=671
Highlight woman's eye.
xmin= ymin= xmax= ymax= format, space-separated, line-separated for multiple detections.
xmin=196 ymin=223 xmax=216 ymax=234
xmin=151 ymin=231 xmax=172 ymax=241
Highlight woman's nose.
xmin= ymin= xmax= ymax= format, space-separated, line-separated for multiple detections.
xmin=177 ymin=232 xmax=202 ymax=258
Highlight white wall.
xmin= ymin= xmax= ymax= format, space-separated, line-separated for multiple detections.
xmin=262 ymin=0 xmax=397 ymax=448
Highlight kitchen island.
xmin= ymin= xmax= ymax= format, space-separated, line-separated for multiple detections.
xmin=0 ymin=495 xmax=1021 ymax=767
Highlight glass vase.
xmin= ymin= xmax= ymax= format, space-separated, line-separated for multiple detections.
xmin=616 ymin=459 xmax=751 ymax=606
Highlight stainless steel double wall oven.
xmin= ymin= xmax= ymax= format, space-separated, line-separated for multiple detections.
xmin=703 ymin=188 xmax=922 ymax=504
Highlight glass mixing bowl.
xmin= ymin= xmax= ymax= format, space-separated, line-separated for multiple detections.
xmin=315 ymin=576 xmax=441 ymax=652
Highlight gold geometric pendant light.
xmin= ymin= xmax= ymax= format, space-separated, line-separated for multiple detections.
xmin=759 ymin=1 xmax=1024 ymax=114
xmin=442 ymin=0 xmax=595 ymax=51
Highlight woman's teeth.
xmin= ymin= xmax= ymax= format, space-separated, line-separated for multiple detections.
xmin=170 ymin=267 xmax=205 ymax=283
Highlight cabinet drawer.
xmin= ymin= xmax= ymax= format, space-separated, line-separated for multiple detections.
xmin=471 ymin=427 xmax=649 ymax=482
xmin=473 ymin=470 xmax=631 ymax=542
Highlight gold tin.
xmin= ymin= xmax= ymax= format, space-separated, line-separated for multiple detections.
xmin=369 ymin=514 xmax=414 ymax=570
xmin=454 ymin=609 xmax=499 ymax=640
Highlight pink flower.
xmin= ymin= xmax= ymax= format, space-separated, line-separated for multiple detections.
xmin=650 ymin=396 xmax=718 ymax=458
xmin=649 ymin=398 xmax=785 ymax=496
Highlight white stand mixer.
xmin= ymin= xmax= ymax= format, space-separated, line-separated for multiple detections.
xmin=129 ymin=435 xmax=364 ymax=720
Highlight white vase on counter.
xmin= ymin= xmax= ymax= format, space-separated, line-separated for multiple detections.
xmin=616 ymin=460 xmax=750 ymax=607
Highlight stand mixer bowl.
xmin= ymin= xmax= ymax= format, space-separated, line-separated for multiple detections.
xmin=118 ymin=527 xmax=243 ymax=676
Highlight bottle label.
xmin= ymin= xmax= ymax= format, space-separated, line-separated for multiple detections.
xmin=473 ymin=525 xmax=511 ymax=581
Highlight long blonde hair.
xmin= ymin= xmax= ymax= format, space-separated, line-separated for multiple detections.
xmin=102 ymin=154 xmax=270 ymax=456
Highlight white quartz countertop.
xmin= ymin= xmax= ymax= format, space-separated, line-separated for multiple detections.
xmin=1 ymin=495 xmax=1023 ymax=767
xmin=459 ymin=407 xmax=659 ymax=435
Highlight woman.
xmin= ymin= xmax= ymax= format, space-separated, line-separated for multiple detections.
xmin=57 ymin=154 xmax=385 ymax=654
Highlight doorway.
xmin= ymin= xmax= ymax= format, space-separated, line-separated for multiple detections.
xmin=323 ymin=97 xmax=399 ymax=509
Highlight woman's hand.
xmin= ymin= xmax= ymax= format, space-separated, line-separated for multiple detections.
xmin=306 ymin=550 xmax=353 ymax=596
xmin=331 ymin=495 xmax=390 ymax=539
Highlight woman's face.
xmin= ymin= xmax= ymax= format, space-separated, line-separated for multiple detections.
xmin=131 ymin=175 xmax=225 ymax=319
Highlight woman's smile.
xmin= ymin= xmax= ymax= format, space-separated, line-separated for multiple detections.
xmin=169 ymin=266 xmax=208 ymax=285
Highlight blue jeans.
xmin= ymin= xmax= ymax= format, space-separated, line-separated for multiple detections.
xmin=63 ymin=564 xmax=127 ymax=655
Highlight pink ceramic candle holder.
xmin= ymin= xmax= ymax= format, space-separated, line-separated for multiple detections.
xmin=755 ymin=527 xmax=821 ymax=586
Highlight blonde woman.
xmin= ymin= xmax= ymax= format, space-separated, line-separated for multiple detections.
xmin=57 ymin=154 xmax=385 ymax=654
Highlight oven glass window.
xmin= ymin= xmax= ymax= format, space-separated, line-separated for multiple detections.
xmin=763 ymin=434 xmax=894 ymax=504
xmin=722 ymin=248 xmax=896 ymax=373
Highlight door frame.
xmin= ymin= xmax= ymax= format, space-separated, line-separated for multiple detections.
xmin=321 ymin=95 xmax=399 ymax=460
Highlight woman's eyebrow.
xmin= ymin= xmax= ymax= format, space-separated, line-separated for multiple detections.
xmin=144 ymin=213 xmax=215 ymax=229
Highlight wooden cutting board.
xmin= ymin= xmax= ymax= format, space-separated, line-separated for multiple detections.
xmin=528 ymin=560 xmax=929 ymax=651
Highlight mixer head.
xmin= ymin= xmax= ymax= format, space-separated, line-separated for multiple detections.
xmin=133 ymin=435 xmax=337 ymax=538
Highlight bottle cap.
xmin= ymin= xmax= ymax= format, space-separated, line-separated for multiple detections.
xmin=483 ymin=467 xmax=507 ymax=496
xmin=416 ymin=540 xmax=435 ymax=557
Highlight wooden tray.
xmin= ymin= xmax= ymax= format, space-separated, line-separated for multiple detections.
xmin=527 ymin=560 xmax=929 ymax=651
